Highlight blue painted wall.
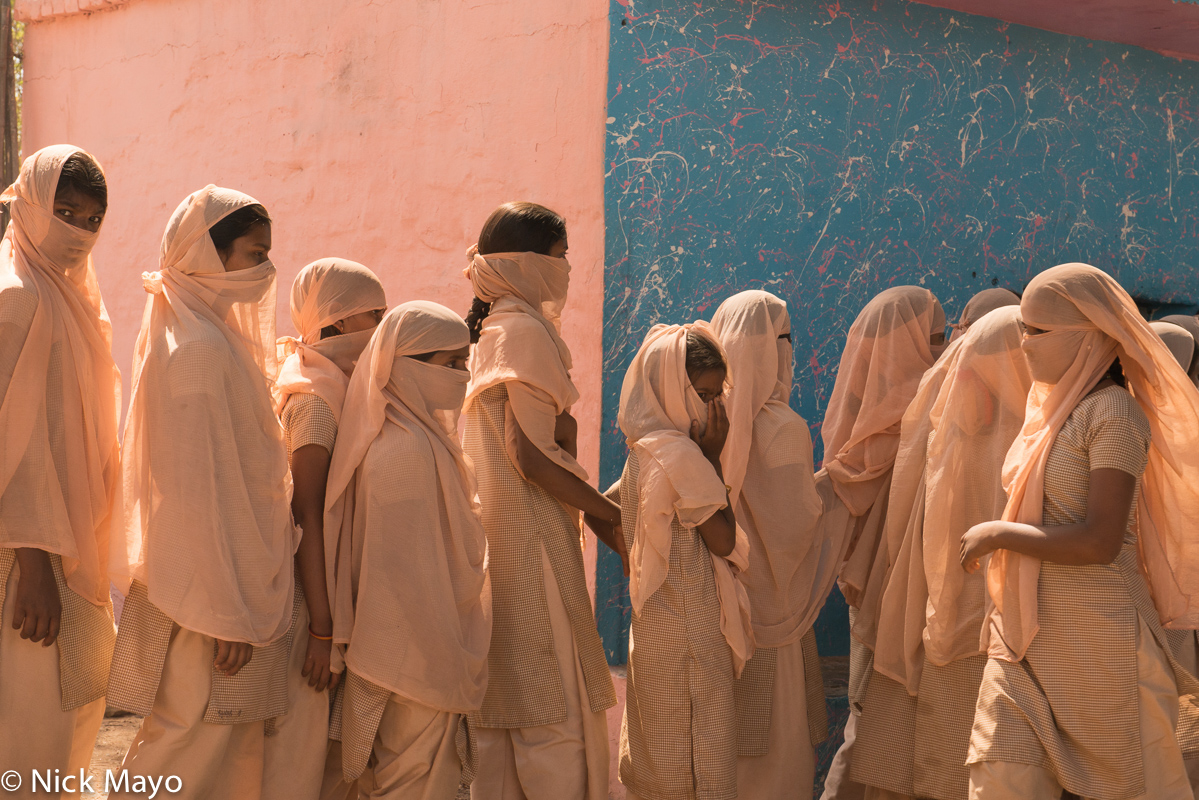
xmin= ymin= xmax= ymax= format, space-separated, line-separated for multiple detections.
xmin=596 ymin=0 xmax=1199 ymax=666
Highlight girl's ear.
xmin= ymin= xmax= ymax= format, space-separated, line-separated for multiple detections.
xmin=332 ymin=319 xmax=347 ymax=334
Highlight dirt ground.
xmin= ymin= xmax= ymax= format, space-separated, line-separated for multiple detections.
xmin=86 ymin=712 xmax=471 ymax=800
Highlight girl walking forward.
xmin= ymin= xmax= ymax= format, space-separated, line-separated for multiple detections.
xmin=269 ymin=258 xmax=387 ymax=800
xmin=851 ymin=306 xmax=1030 ymax=800
xmin=818 ymin=286 xmax=945 ymax=800
xmin=960 ymin=263 xmax=1199 ymax=799
xmin=0 ymin=146 xmax=121 ymax=796
xmin=108 ymin=187 xmax=296 ymax=800
xmin=710 ymin=290 xmax=832 ymax=799
xmin=323 ymin=301 xmax=491 ymax=799
xmin=462 ymin=203 xmax=621 ymax=800
xmin=615 ymin=322 xmax=754 ymax=800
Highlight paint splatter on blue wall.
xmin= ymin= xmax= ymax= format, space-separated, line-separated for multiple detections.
xmin=596 ymin=0 xmax=1199 ymax=668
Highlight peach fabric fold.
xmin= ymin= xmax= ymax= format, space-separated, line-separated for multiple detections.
xmin=117 ymin=185 xmax=296 ymax=645
xmin=463 ymin=250 xmax=587 ymax=481
xmin=618 ymin=321 xmax=754 ymax=675
xmin=871 ymin=306 xmax=1030 ymax=694
xmin=324 ymin=301 xmax=491 ymax=712
xmin=1149 ymin=321 xmax=1196 ymax=373
xmin=711 ymin=290 xmax=830 ymax=648
xmin=955 ymin=288 xmax=1020 ymax=332
xmin=0 ymin=145 xmax=122 ymax=607
xmin=986 ymin=262 xmax=1199 ymax=661
xmin=275 ymin=258 xmax=386 ymax=422
xmin=821 ymin=286 xmax=944 ymax=609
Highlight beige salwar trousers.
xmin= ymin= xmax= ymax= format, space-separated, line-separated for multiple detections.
xmin=821 ymin=711 xmax=867 ymax=800
xmin=470 ymin=546 xmax=609 ymax=800
xmin=736 ymin=636 xmax=817 ymax=799
xmin=353 ymin=696 xmax=463 ymax=800
xmin=0 ymin=563 xmax=105 ymax=800
xmin=320 ymin=740 xmax=358 ymax=800
xmin=112 ymin=623 xmax=266 ymax=800
xmin=262 ymin=600 xmax=331 ymax=800
xmin=968 ymin=620 xmax=1192 ymax=800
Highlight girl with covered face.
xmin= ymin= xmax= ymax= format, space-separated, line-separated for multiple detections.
xmin=817 ymin=286 xmax=946 ymax=800
xmin=462 ymin=202 xmax=620 ymax=800
xmin=614 ymin=322 xmax=753 ymax=800
xmin=850 ymin=306 xmax=1030 ymax=800
xmin=0 ymin=146 xmax=121 ymax=796
xmin=959 ymin=263 xmax=1199 ymax=799
xmin=322 ymin=302 xmax=490 ymax=799
xmin=265 ymin=258 xmax=387 ymax=800
xmin=107 ymin=187 xmax=296 ymax=799
xmin=709 ymin=290 xmax=831 ymax=799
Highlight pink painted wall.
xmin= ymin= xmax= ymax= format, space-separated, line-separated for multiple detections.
xmin=22 ymin=0 xmax=614 ymax=610
xmin=20 ymin=0 xmax=610 ymax=484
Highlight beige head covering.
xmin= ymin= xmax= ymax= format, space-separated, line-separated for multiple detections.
xmin=821 ymin=286 xmax=944 ymax=607
xmin=1150 ymin=320 xmax=1196 ymax=372
xmin=618 ymin=322 xmax=754 ymax=675
xmin=323 ymin=301 xmax=490 ymax=710
xmin=0 ymin=145 xmax=121 ymax=606
xmin=275 ymin=258 xmax=386 ymax=421
xmin=986 ymin=263 xmax=1199 ymax=661
xmin=117 ymin=186 xmax=296 ymax=644
xmin=711 ymin=290 xmax=832 ymax=648
xmin=463 ymin=250 xmax=586 ymax=480
xmin=871 ymin=306 xmax=1030 ymax=693
xmin=953 ymin=287 xmax=1020 ymax=337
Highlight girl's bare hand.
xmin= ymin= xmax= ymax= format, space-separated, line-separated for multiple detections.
xmin=961 ymin=521 xmax=1005 ymax=573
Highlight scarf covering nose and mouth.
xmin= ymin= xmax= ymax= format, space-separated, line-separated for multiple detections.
xmin=987 ymin=262 xmax=1199 ymax=661
xmin=116 ymin=185 xmax=296 ymax=645
xmin=275 ymin=257 xmax=387 ymax=422
xmin=323 ymin=301 xmax=490 ymax=710
xmin=711 ymin=290 xmax=833 ymax=650
xmin=462 ymin=249 xmax=588 ymax=481
xmin=0 ymin=144 xmax=122 ymax=607
xmin=869 ymin=306 xmax=1030 ymax=693
xmin=618 ymin=321 xmax=754 ymax=676
xmin=821 ymin=285 xmax=944 ymax=618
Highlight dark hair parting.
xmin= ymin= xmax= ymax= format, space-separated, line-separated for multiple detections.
xmin=685 ymin=331 xmax=726 ymax=375
xmin=209 ymin=204 xmax=271 ymax=253
xmin=465 ymin=201 xmax=567 ymax=343
xmin=56 ymin=153 xmax=107 ymax=207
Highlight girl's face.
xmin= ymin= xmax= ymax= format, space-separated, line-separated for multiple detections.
xmin=688 ymin=367 xmax=726 ymax=404
xmin=219 ymin=222 xmax=272 ymax=272
xmin=330 ymin=308 xmax=386 ymax=336
xmin=53 ymin=186 xmax=106 ymax=233
xmin=548 ymin=237 xmax=568 ymax=258
xmin=422 ymin=346 xmax=470 ymax=372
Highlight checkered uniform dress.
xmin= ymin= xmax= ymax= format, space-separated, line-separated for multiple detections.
xmin=462 ymin=385 xmax=615 ymax=729
xmin=967 ymin=385 xmax=1199 ymax=799
xmin=0 ymin=328 xmax=115 ymax=712
xmin=618 ymin=450 xmax=738 ymax=800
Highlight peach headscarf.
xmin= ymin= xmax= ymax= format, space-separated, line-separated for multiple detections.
xmin=323 ymin=301 xmax=490 ymax=710
xmin=712 ymin=290 xmax=832 ymax=648
xmin=953 ymin=287 xmax=1020 ymax=337
xmin=275 ymin=258 xmax=386 ymax=421
xmin=463 ymin=250 xmax=586 ymax=480
xmin=0 ymin=145 xmax=121 ymax=607
xmin=1149 ymin=321 xmax=1196 ymax=373
xmin=986 ymin=263 xmax=1199 ymax=661
xmin=618 ymin=322 xmax=754 ymax=675
xmin=117 ymin=186 xmax=296 ymax=645
xmin=821 ymin=286 xmax=944 ymax=607
xmin=871 ymin=307 xmax=1029 ymax=693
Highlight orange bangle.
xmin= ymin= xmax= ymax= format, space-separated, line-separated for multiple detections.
xmin=308 ymin=625 xmax=333 ymax=641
